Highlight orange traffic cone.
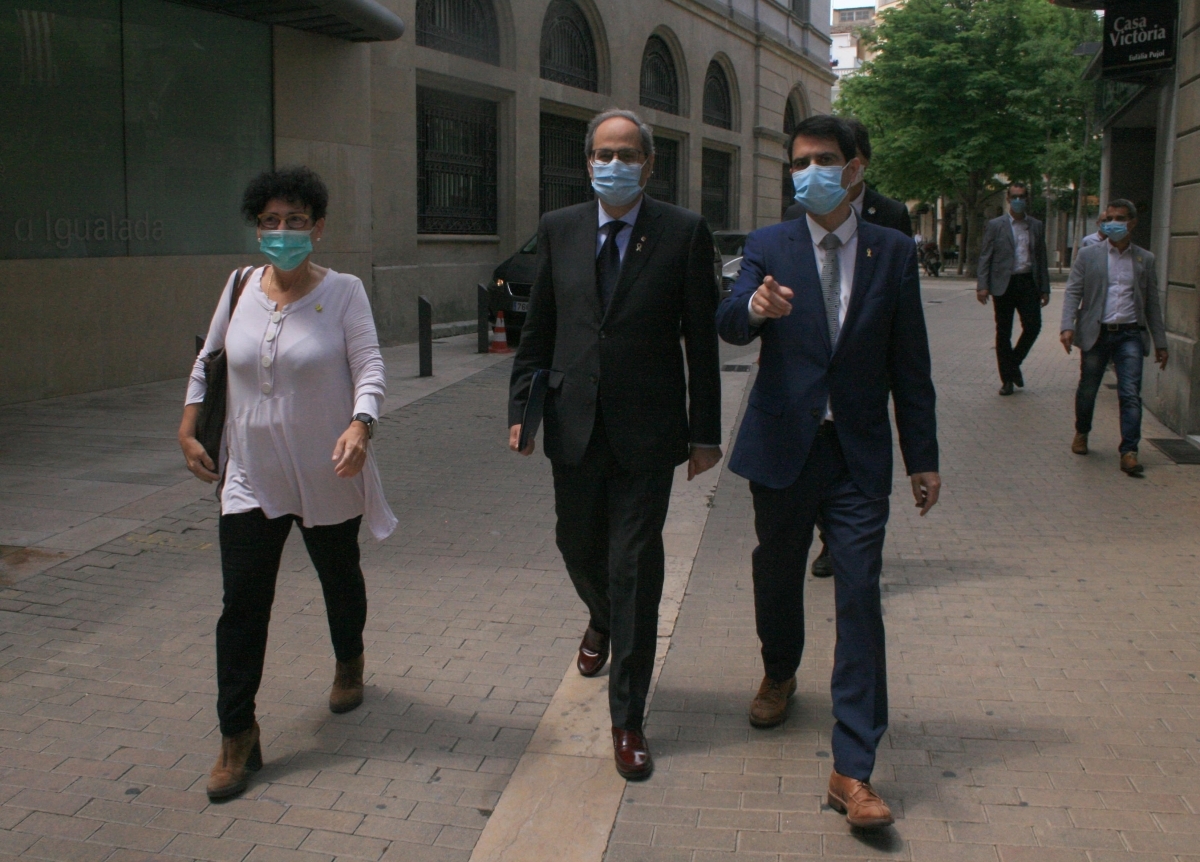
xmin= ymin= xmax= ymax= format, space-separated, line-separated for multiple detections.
xmin=489 ymin=311 xmax=513 ymax=354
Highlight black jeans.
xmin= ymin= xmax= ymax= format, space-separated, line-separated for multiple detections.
xmin=216 ymin=509 xmax=366 ymax=736
xmin=993 ymin=273 xmax=1043 ymax=383
xmin=551 ymin=416 xmax=674 ymax=731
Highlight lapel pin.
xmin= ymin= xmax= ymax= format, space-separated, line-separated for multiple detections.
xmin=868 ymin=206 xmax=877 ymax=215
xmin=315 ymin=304 xmax=323 ymax=313
xmin=636 ymin=236 xmax=646 ymax=252
xmin=866 ymin=248 xmax=872 ymax=258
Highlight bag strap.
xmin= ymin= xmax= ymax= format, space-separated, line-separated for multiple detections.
xmin=226 ymin=266 xmax=255 ymax=323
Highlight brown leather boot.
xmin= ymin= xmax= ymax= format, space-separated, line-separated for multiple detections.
xmin=827 ymin=769 xmax=894 ymax=830
xmin=330 ymin=653 xmax=365 ymax=714
xmin=1120 ymin=452 xmax=1144 ymax=476
xmin=748 ymin=675 xmax=796 ymax=728
xmin=1071 ymin=433 xmax=1088 ymax=455
xmin=207 ymin=722 xmax=262 ymax=801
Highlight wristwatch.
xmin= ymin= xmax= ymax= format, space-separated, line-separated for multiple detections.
xmin=352 ymin=413 xmax=375 ymax=439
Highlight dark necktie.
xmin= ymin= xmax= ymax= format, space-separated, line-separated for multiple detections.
xmin=597 ymin=220 xmax=623 ymax=311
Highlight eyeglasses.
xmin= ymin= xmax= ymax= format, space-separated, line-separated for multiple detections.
xmin=591 ymin=148 xmax=645 ymax=166
xmin=257 ymin=212 xmax=314 ymax=230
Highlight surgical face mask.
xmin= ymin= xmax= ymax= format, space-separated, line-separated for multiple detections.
xmin=1100 ymin=220 xmax=1129 ymax=242
xmin=591 ymin=159 xmax=645 ymax=208
xmin=1009 ymin=197 xmax=1027 ymax=215
xmin=260 ymin=230 xmax=313 ymax=271
xmin=791 ymin=162 xmax=858 ymax=216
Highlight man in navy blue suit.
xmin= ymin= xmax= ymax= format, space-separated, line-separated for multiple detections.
xmin=717 ymin=115 xmax=940 ymax=830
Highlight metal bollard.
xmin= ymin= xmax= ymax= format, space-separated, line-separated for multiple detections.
xmin=477 ymin=284 xmax=490 ymax=354
xmin=418 ymin=296 xmax=432 ymax=378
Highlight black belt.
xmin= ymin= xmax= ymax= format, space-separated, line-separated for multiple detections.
xmin=1103 ymin=323 xmax=1144 ymax=332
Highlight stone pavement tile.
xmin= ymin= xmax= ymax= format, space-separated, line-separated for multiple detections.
xmin=0 ymin=362 xmax=606 ymax=861
xmin=603 ymin=282 xmax=1200 ymax=860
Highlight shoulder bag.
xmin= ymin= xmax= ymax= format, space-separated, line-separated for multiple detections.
xmin=195 ymin=266 xmax=254 ymax=466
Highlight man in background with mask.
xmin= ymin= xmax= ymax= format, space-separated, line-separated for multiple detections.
xmin=1060 ymin=199 xmax=1167 ymax=476
xmin=508 ymin=108 xmax=722 ymax=780
xmin=976 ymin=182 xmax=1051 ymax=396
xmin=717 ymin=115 xmax=939 ymax=830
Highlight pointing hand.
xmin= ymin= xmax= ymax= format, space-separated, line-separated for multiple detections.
xmin=751 ymin=276 xmax=794 ymax=319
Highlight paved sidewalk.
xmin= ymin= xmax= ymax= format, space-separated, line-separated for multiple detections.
xmin=603 ymin=279 xmax=1200 ymax=861
xmin=2 ymin=279 xmax=1199 ymax=862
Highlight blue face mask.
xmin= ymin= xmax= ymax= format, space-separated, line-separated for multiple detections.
xmin=259 ymin=230 xmax=313 ymax=271
xmin=1009 ymin=197 xmax=1027 ymax=215
xmin=1100 ymin=220 xmax=1129 ymax=241
xmin=591 ymin=159 xmax=645 ymax=208
xmin=791 ymin=164 xmax=850 ymax=216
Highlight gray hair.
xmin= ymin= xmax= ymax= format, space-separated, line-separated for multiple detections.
xmin=1108 ymin=198 xmax=1138 ymax=220
xmin=585 ymin=108 xmax=655 ymax=159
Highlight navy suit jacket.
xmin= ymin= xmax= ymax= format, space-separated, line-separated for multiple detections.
xmin=716 ymin=217 xmax=938 ymax=498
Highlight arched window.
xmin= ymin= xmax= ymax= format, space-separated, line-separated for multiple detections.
xmin=784 ymin=97 xmax=799 ymax=137
xmin=703 ymin=61 xmax=732 ymax=130
xmin=639 ymin=36 xmax=679 ymax=115
xmin=415 ymin=0 xmax=500 ymax=66
xmin=540 ymin=1 xmax=598 ymax=92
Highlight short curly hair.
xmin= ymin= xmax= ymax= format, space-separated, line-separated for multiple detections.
xmin=241 ymin=166 xmax=329 ymax=224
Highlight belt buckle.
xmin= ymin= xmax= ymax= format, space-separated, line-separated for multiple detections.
xmin=1105 ymin=323 xmax=1120 ymax=332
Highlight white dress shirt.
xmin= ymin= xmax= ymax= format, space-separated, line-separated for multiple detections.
xmin=1102 ymin=241 xmax=1137 ymax=324
xmin=1009 ymin=215 xmax=1032 ymax=273
xmin=596 ymin=196 xmax=643 ymax=262
xmin=848 ymin=185 xmax=866 ymax=217
xmin=747 ymin=211 xmax=859 ymax=420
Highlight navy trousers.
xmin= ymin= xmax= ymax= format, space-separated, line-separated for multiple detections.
xmin=749 ymin=424 xmax=890 ymax=781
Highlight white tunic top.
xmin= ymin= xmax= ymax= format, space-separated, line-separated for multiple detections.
xmin=187 ymin=268 xmax=398 ymax=540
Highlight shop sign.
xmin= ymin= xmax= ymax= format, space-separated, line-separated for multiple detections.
xmin=1103 ymin=0 xmax=1177 ymax=79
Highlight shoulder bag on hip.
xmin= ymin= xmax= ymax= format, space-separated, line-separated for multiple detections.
xmin=195 ymin=266 xmax=254 ymax=466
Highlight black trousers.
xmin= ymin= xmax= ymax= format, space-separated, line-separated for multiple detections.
xmin=551 ymin=417 xmax=674 ymax=731
xmin=216 ymin=509 xmax=367 ymax=736
xmin=750 ymin=425 xmax=890 ymax=780
xmin=993 ymin=273 xmax=1042 ymax=384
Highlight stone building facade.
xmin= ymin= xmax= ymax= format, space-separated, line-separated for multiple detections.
xmin=0 ymin=0 xmax=833 ymax=405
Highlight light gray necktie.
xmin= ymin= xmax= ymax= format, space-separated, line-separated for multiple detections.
xmin=819 ymin=232 xmax=842 ymax=347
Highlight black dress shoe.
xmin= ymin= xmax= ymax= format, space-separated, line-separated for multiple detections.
xmin=577 ymin=626 xmax=610 ymax=677
xmin=998 ymin=381 xmax=1014 ymax=396
xmin=612 ymin=728 xmax=653 ymax=780
xmin=810 ymin=545 xmax=833 ymax=578
xmin=1013 ymin=368 xmax=1024 ymax=388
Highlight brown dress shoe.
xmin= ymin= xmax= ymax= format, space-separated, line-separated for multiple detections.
xmin=330 ymin=653 xmax=365 ymax=714
xmin=207 ymin=722 xmax=263 ymax=801
xmin=612 ymin=728 xmax=653 ymax=780
xmin=827 ymin=769 xmax=894 ymax=830
xmin=749 ymin=675 xmax=796 ymax=728
xmin=1120 ymin=452 xmax=1144 ymax=476
xmin=1072 ymin=433 xmax=1088 ymax=455
xmin=577 ymin=626 xmax=610 ymax=677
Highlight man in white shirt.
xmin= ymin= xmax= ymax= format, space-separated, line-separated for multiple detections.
xmin=976 ymin=183 xmax=1052 ymax=395
xmin=1060 ymin=199 xmax=1168 ymax=476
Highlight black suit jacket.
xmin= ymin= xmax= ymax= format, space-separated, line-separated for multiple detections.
xmin=508 ymin=196 xmax=722 ymax=471
xmin=784 ymin=187 xmax=913 ymax=237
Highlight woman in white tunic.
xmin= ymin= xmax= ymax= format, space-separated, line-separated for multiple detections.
xmin=178 ymin=167 xmax=396 ymax=801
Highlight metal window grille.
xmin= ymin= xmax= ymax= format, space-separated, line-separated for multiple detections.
xmin=540 ymin=0 xmax=597 ymax=92
xmin=639 ymin=36 xmax=679 ymax=115
xmin=415 ymin=0 xmax=500 ymax=65
xmin=417 ymin=88 xmax=498 ymax=234
xmin=702 ymin=148 xmax=731 ymax=231
xmin=539 ymin=113 xmax=592 ymax=214
xmin=703 ymin=62 xmax=732 ymax=130
xmin=646 ymin=137 xmax=678 ymax=205
xmin=791 ymin=0 xmax=810 ymax=22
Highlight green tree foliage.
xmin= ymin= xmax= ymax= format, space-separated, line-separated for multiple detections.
xmin=837 ymin=0 xmax=1100 ymax=270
